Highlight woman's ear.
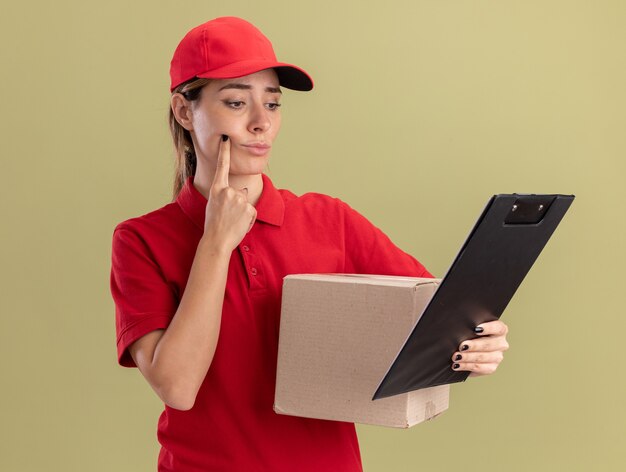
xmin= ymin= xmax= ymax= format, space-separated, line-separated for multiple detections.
xmin=170 ymin=93 xmax=194 ymax=131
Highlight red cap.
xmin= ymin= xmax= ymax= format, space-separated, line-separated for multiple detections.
xmin=169 ymin=17 xmax=314 ymax=92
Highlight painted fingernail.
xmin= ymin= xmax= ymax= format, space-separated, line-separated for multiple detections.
xmin=222 ymin=134 xmax=229 ymax=142
xmin=474 ymin=326 xmax=484 ymax=334
xmin=453 ymin=363 xmax=460 ymax=370
xmin=455 ymin=354 xmax=462 ymax=361
xmin=461 ymin=344 xmax=469 ymax=351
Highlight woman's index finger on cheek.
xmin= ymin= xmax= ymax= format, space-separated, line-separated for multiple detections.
xmin=213 ymin=134 xmax=231 ymax=189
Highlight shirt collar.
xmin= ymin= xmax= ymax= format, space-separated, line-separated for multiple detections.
xmin=176 ymin=173 xmax=285 ymax=230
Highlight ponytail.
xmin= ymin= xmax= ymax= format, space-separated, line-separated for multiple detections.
xmin=169 ymin=77 xmax=212 ymax=200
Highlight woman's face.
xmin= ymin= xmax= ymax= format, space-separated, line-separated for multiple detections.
xmin=188 ymin=68 xmax=282 ymax=178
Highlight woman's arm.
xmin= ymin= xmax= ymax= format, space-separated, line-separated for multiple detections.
xmin=128 ymin=136 xmax=256 ymax=411
xmin=128 ymin=237 xmax=231 ymax=411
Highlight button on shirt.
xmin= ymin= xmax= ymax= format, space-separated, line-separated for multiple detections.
xmin=110 ymin=173 xmax=432 ymax=472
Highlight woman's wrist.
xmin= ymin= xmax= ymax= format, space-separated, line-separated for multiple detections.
xmin=198 ymin=233 xmax=233 ymax=258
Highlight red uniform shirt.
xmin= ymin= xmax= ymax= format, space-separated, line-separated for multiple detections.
xmin=110 ymin=173 xmax=432 ymax=471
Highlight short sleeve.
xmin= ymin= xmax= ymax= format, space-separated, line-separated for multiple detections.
xmin=110 ymin=226 xmax=178 ymax=367
xmin=340 ymin=200 xmax=434 ymax=278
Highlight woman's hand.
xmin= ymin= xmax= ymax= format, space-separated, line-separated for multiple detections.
xmin=203 ymin=135 xmax=257 ymax=251
xmin=451 ymin=320 xmax=509 ymax=377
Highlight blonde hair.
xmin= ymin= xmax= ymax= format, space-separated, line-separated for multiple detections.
xmin=169 ymin=77 xmax=212 ymax=200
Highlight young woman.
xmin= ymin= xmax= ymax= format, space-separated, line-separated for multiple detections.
xmin=110 ymin=16 xmax=509 ymax=472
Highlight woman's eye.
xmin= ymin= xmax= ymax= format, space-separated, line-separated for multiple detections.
xmin=225 ymin=100 xmax=244 ymax=109
xmin=266 ymin=102 xmax=282 ymax=111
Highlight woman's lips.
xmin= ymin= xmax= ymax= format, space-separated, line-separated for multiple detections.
xmin=241 ymin=143 xmax=271 ymax=156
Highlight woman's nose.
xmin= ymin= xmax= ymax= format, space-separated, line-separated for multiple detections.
xmin=247 ymin=102 xmax=271 ymax=133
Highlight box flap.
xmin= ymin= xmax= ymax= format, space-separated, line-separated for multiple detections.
xmin=283 ymin=273 xmax=438 ymax=288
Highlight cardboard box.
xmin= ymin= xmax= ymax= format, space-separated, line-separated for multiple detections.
xmin=274 ymin=274 xmax=449 ymax=428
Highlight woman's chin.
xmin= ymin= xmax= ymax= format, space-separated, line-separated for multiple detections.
xmin=231 ymin=157 xmax=269 ymax=176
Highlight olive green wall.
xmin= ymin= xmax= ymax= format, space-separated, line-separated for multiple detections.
xmin=1 ymin=1 xmax=623 ymax=470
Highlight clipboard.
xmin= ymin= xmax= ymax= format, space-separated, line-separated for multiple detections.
xmin=372 ymin=193 xmax=575 ymax=400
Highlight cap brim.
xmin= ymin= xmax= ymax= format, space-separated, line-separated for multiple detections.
xmin=195 ymin=59 xmax=313 ymax=91
xmin=273 ymin=65 xmax=314 ymax=91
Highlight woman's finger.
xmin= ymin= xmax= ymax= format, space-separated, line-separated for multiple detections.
xmin=474 ymin=319 xmax=508 ymax=336
xmin=459 ymin=335 xmax=509 ymax=353
xmin=212 ymin=134 xmax=231 ymax=190
xmin=451 ymin=350 xmax=504 ymax=364
xmin=452 ymin=362 xmax=500 ymax=375
xmin=246 ymin=207 xmax=257 ymax=233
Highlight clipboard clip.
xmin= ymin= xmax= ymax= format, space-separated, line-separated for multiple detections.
xmin=505 ymin=195 xmax=555 ymax=225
